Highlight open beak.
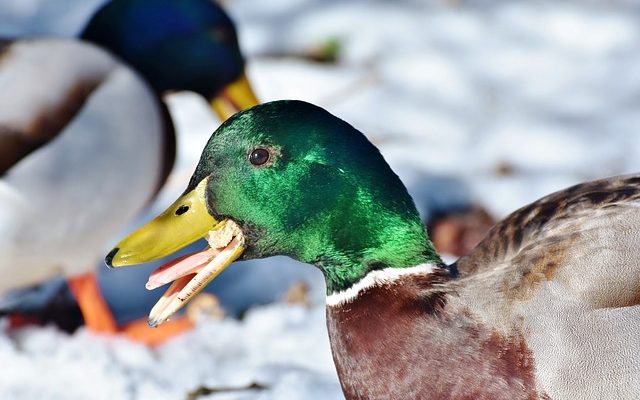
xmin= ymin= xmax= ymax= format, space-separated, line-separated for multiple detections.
xmin=105 ymin=178 xmax=245 ymax=326
xmin=210 ymin=72 xmax=259 ymax=121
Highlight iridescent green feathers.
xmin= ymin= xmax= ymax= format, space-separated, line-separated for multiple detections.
xmin=81 ymin=0 xmax=244 ymax=98
xmin=188 ymin=100 xmax=442 ymax=293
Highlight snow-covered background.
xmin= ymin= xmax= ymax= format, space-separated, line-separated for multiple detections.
xmin=2 ymin=0 xmax=640 ymax=398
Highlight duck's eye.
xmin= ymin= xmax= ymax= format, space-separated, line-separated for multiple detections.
xmin=249 ymin=148 xmax=270 ymax=166
xmin=175 ymin=205 xmax=189 ymax=216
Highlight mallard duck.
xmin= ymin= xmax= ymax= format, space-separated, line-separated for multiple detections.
xmin=107 ymin=100 xmax=639 ymax=399
xmin=0 ymin=0 xmax=258 ymax=343
xmin=80 ymin=0 xmax=258 ymax=119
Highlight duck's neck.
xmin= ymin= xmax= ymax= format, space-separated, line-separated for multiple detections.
xmin=311 ymin=211 xmax=444 ymax=296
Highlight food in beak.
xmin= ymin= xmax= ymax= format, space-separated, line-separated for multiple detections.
xmin=146 ymin=220 xmax=245 ymax=327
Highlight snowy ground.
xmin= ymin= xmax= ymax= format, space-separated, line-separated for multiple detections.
xmin=0 ymin=304 xmax=342 ymax=400
xmin=2 ymin=0 xmax=640 ymax=399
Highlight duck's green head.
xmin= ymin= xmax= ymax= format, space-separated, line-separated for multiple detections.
xmin=81 ymin=0 xmax=257 ymax=119
xmin=106 ymin=101 xmax=440 ymax=324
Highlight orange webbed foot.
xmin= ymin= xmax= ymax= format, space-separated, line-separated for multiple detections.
xmin=121 ymin=317 xmax=194 ymax=347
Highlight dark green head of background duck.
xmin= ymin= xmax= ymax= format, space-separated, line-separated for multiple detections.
xmin=82 ymin=0 xmax=257 ymax=119
xmin=107 ymin=101 xmax=442 ymax=323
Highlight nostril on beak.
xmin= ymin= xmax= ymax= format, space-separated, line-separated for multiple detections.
xmin=175 ymin=205 xmax=190 ymax=216
xmin=105 ymin=247 xmax=119 ymax=268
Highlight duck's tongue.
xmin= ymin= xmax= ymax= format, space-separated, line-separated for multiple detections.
xmin=146 ymin=249 xmax=220 ymax=290
xmin=146 ymin=222 xmax=245 ymax=327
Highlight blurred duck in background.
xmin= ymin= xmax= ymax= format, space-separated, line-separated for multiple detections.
xmin=0 ymin=0 xmax=258 ymax=345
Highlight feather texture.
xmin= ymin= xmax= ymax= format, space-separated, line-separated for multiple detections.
xmin=330 ymin=174 xmax=640 ymax=399
xmin=0 ymin=38 xmax=168 ymax=292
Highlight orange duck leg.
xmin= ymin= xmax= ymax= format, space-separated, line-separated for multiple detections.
xmin=67 ymin=273 xmax=117 ymax=334
xmin=67 ymin=272 xmax=193 ymax=346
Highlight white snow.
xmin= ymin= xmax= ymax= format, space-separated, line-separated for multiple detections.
xmin=0 ymin=305 xmax=341 ymax=400
xmin=2 ymin=0 xmax=640 ymax=399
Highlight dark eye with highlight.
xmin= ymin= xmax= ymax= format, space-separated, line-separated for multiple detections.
xmin=249 ymin=148 xmax=270 ymax=166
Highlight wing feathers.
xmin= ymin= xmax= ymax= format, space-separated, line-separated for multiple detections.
xmin=454 ymin=174 xmax=640 ymax=308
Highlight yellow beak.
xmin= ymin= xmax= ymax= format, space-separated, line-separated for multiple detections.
xmin=105 ymin=178 xmax=247 ymax=327
xmin=210 ymin=72 xmax=259 ymax=121
xmin=105 ymin=178 xmax=219 ymax=268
